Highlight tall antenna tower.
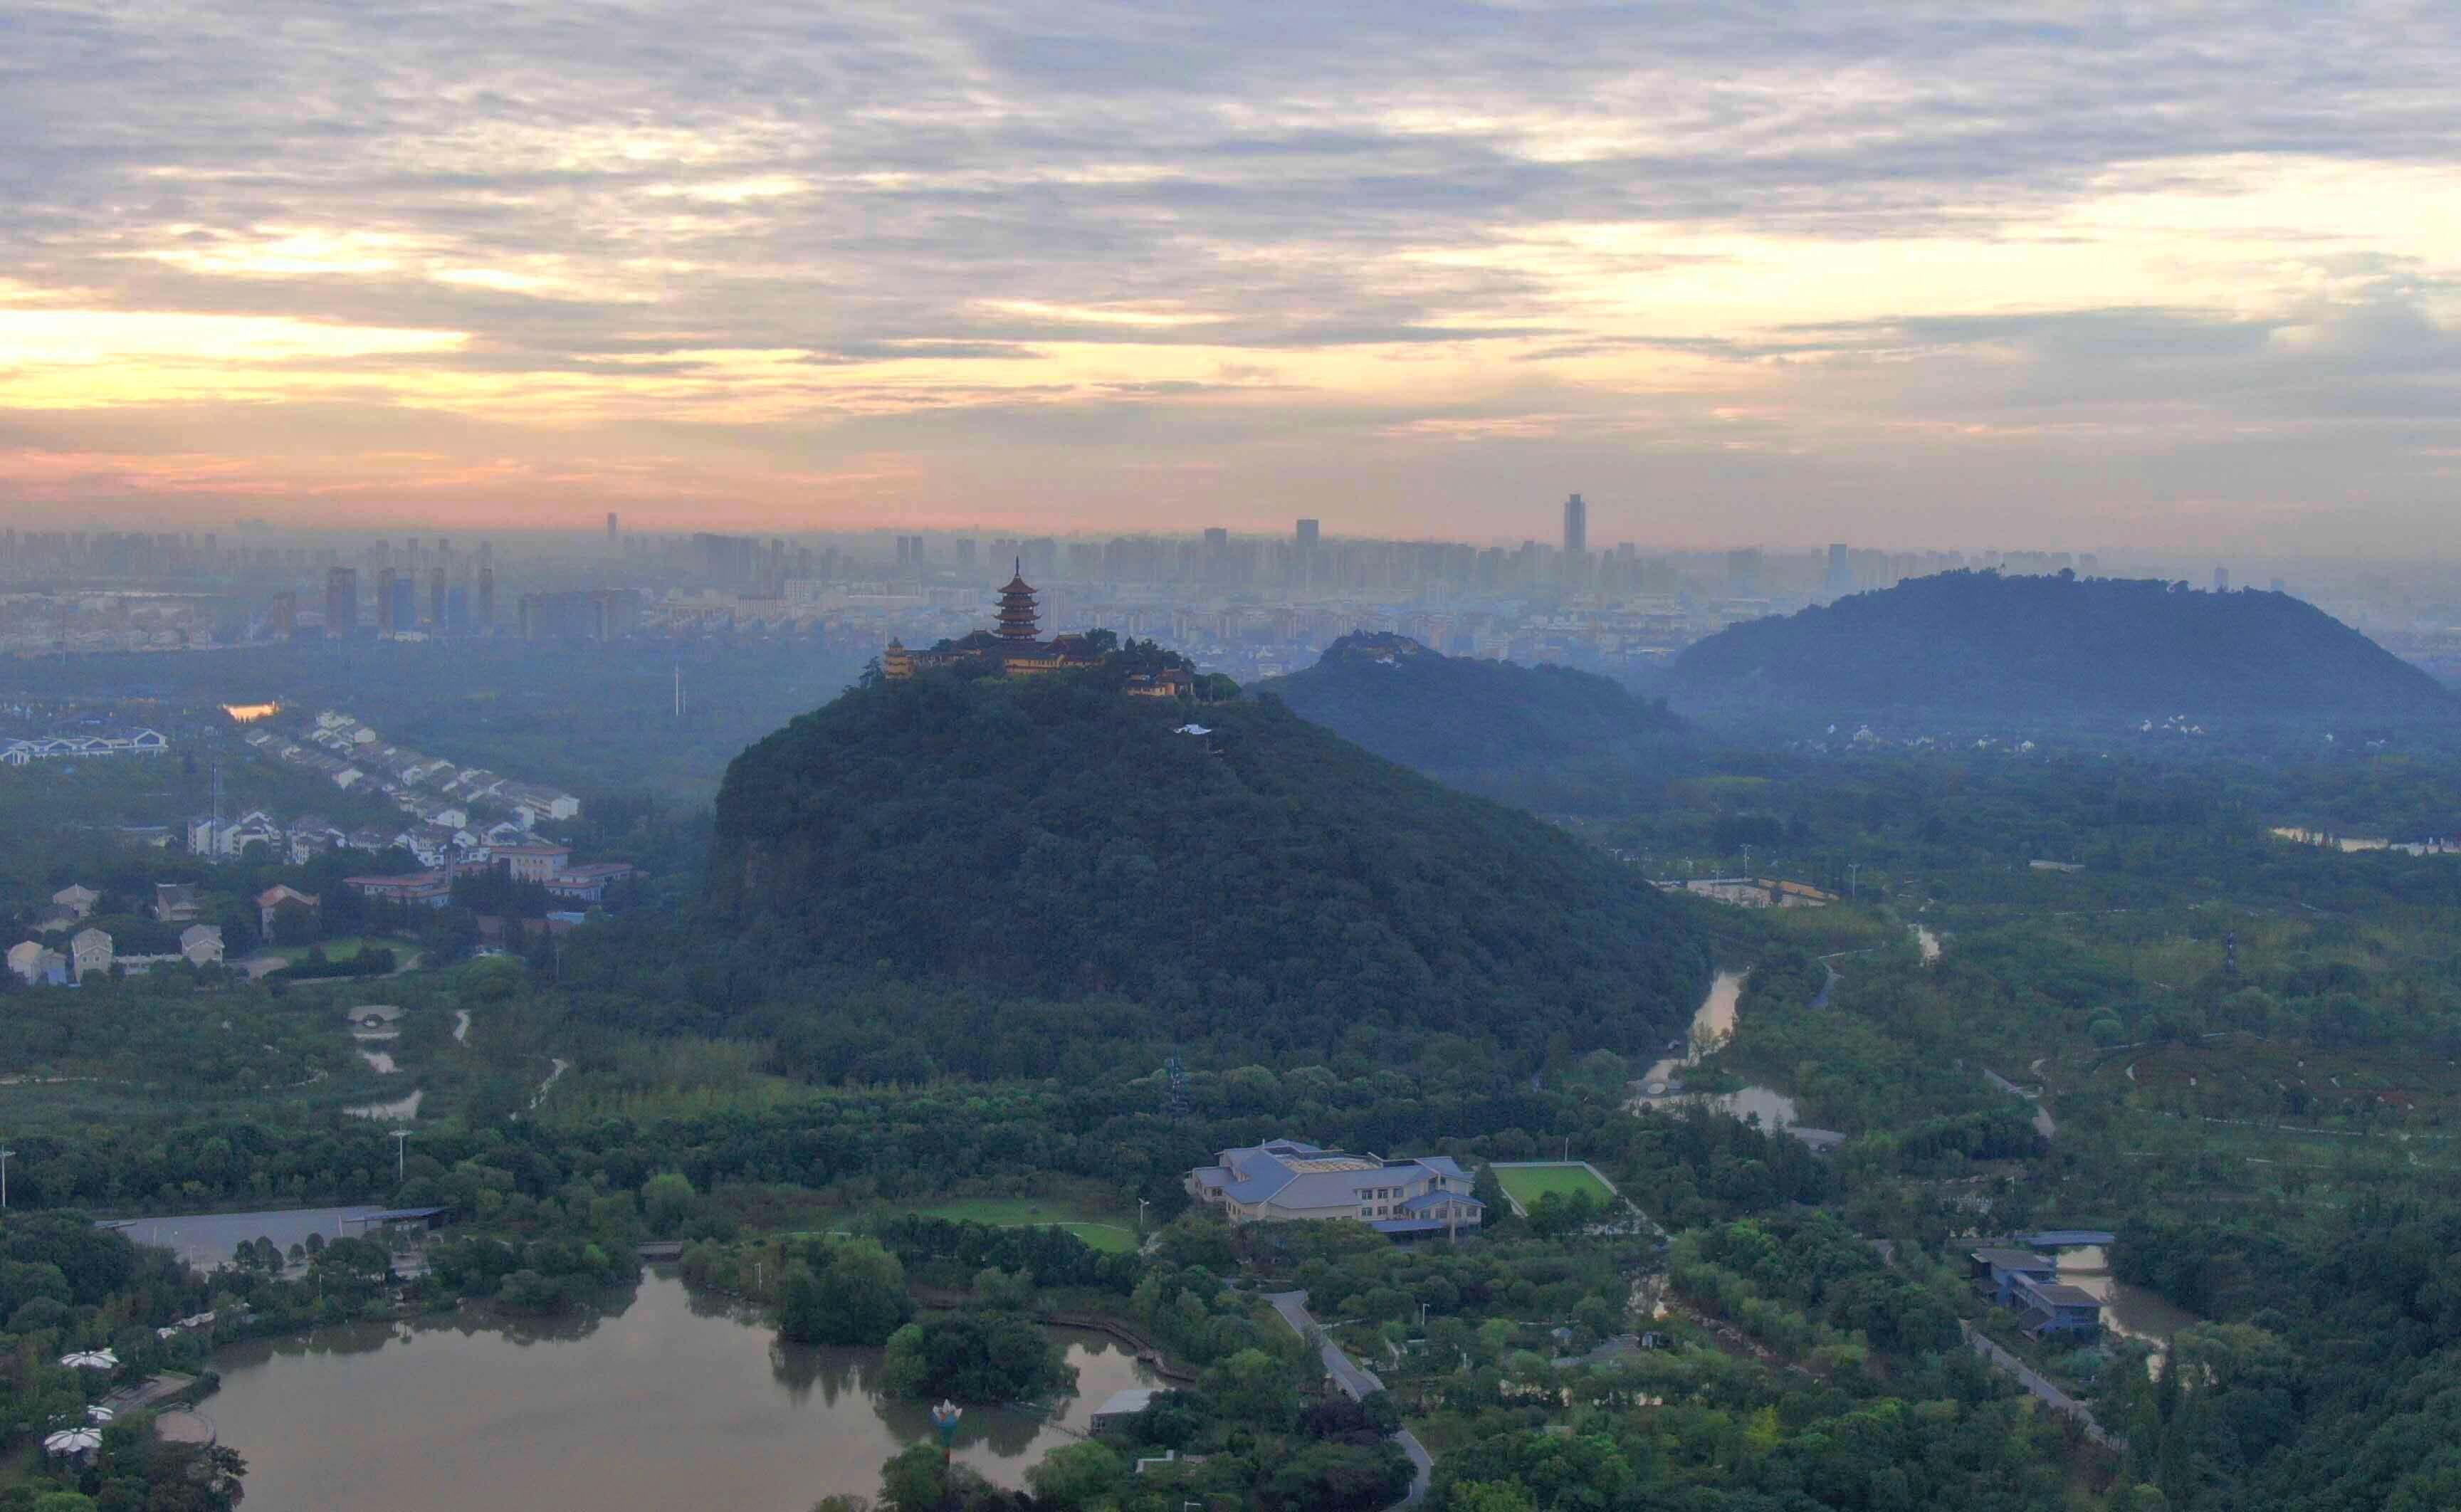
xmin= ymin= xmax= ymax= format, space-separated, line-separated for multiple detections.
xmin=1163 ymin=1049 xmax=1189 ymax=1123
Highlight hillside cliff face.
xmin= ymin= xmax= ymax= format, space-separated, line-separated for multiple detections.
xmin=1669 ymin=572 xmax=2453 ymax=722
xmin=707 ymin=672 xmax=1706 ymax=1064
xmin=1258 ymin=633 xmax=1686 ymax=787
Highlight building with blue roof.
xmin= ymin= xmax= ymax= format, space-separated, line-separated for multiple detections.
xmin=1185 ymin=1139 xmax=1483 ymax=1237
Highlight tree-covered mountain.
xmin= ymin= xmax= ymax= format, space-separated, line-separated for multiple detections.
xmin=1669 ymin=571 xmax=2455 ymax=723
xmin=697 ymin=671 xmax=1706 ymax=1071
xmin=1255 ymin=633 xmax=1689 ymax=807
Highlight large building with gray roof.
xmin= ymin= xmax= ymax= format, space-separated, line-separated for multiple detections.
xmin=1186 ymin=1139 xmax=1484 ymax=1237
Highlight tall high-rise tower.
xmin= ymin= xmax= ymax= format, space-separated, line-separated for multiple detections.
xmin=325 ymin=567 xmax=357 ymax=636
xmin=1562 ymin=493 xmax=1587 ymax=560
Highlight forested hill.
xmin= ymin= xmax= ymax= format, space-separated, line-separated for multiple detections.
xmin=1256 ymin=633 xmax=1688 ymax=803
xmin=1669 ymin=571 xmax=2455 ymax=723
xmin=700 ymin=671 xmax=1706 ymax=1069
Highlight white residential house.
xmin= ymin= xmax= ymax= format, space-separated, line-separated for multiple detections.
xmin=189 ymin=811 xmax=283 ymax=862
xmin=332 ymin=767 xmax=365 ymax=790
xmin=505 ymin=784 xmax=581 ymax=823
xmin=7 ymin=941 xmax=67 ymax=985
xmin=69 ymin=928 xmax=113 ymax=983
xmin=51 ymin=885 xmax=97 ymax=920
xmin=178 ymin=925 xmax=224 ymax=967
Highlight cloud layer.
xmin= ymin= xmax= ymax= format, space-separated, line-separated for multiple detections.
xmin=6 ymin=0 xmax=2461 ymax=549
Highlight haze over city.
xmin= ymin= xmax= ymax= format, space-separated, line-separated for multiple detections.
xmin=7 ymin=1 xmax=2461 ymax=552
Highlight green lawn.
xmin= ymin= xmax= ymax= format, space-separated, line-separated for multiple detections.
xmin=267 ymin=935 xmax=417 ymax=964
xmin=1493 ymin=1164 xmax=1615 ymax=1212
xmin=889 ymin=1198 xmax=1143 ymax=1254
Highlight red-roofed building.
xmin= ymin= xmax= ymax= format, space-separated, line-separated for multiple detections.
xmin=344 ymin=871 xmax=454 ymax=908
xmin=542 ymin=862 xmax=639 ymax=903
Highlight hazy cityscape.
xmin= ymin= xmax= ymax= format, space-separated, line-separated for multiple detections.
xmin=15 ymin=515 xmax=2461 ymax=690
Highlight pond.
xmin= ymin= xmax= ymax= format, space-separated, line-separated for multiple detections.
xmin=195 ymin=1270 xmax=1156 ymax=1511
xmin=2057 ymin=1245 xmax=2203 ymax=1355
xmin=1631 ymin=970 xmax=1803 ymax=1128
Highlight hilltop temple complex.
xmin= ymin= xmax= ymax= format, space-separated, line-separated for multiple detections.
xmin=882 ymin=565 xmax=1109 ymax=681
xmin=882 ymin=566 xmax=1203 ymax=697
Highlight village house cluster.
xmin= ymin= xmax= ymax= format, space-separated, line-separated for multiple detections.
xmin=0 ymin=728 xmax=169 ymax=766
xmin=7 ymin=881 xmax=225 ymax=985
xmin=220 ymin=711 xmax=582 ymax=871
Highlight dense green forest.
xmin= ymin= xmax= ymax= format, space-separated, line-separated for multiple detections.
xmin=1256 ymin=633 xmax=1689 ymax=809
xmin=693 ymin=672 xmax=1707 ymax=1068
xmin=1669 ymin=570 xmax=2455 ymax=724
xmin=20 ymin=636 xmax=2461 ymax=1509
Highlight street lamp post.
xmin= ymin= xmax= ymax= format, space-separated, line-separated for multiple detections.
xmin=1138 ymin=1197 xmax=1150 ymax=1234
xmin=0 ymin=1147 xmax=15 ymax=1209
xmin=389 ymin=1129 xmax=409 ymax=1186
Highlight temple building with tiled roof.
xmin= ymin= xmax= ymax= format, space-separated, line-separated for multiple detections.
xmin=883 ymin=564 xmax=1108 ymax=681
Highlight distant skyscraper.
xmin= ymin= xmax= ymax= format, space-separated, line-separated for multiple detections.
xmin=325 ymin=567 xmax=357 ymax=636
xmin=1561 ymin=494 xmax=1587 ymax=560
xmin=430 ymin=566 xmax=447 ymax=628
xmin=478 ymin=566 xmax=495 ymax=628
xmin=2213 ymin=566 xmax=2230 ymax=593
xmin=1825 ymin=542 xmax=1852 ymax=597
xmin=1296 ymin=518 xmax=1321 ymax=551
xmin=269 ymin=592 xmax=295 ymax=639
xmin=606 ymin=511 xmax=619 ymax=544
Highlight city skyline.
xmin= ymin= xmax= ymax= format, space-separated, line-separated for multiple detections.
xmin=7 ymin=4 xmax=2461 ymax=555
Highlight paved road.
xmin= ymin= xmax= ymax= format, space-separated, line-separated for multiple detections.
xmin=1265 ymin=1291 xmax=1434 ymax=1506
xmin=1960 ymin=1322 xmax=2118 ymax=1448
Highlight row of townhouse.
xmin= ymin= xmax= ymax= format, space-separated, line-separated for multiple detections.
xmin=187 ymin=805 xmax=574 ymax=873
xmin=293 ymin=713 xmax=581 ymax=826
xmin=8 ymin=923 xmax=224 ymax=985
xmin=0 ymin=729 xmax=169 ymax=765
xmin=342 ymin=842 xmax=638 ymax=910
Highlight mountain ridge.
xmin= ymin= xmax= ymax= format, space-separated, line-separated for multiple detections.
xmin=1255 ymin=632 xmax=1687 ymax=799
xmin=1668 ymin=571 xmax=2453 ymax=723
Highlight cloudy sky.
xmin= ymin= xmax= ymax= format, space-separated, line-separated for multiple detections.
xmin=5 ymin=1 xmax=2460 ymax=551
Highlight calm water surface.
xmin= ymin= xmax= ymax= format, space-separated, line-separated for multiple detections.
xmin=1632 ymin=970 xmax=1802 ymax=1127
xmin=2057 ymin=1245 xmax=2203 ymax=1351
xmin=201 ymin=1270 xmax=1154 ymax=1511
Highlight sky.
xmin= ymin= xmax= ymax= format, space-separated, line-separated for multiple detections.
xmin=4 ymin=1 xmax=2460 ymax=552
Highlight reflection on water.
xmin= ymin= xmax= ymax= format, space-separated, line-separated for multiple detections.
xmin=2057 ymin=1246 xmax=2203 ymax=1351
xmin=204 ymin=1270 xmax=1156 ymax=1511
xmin=1631 ymin=971 xmax=1803 ymax=1128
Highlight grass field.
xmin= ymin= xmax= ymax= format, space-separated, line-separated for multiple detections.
xmin=1493 ymin=1164 xmax=1616 ymax=1212
xmin=888 ymin=1198 xmax=1142 ymax=1254
xmin=268 ymin=935 xmax=417 ymax=964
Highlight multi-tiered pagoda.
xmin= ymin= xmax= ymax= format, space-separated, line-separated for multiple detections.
xmin=995 ymin=565 xmax=1042 ymax=640
xmin=882 ymin=562 xmax=1107 ymax=680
